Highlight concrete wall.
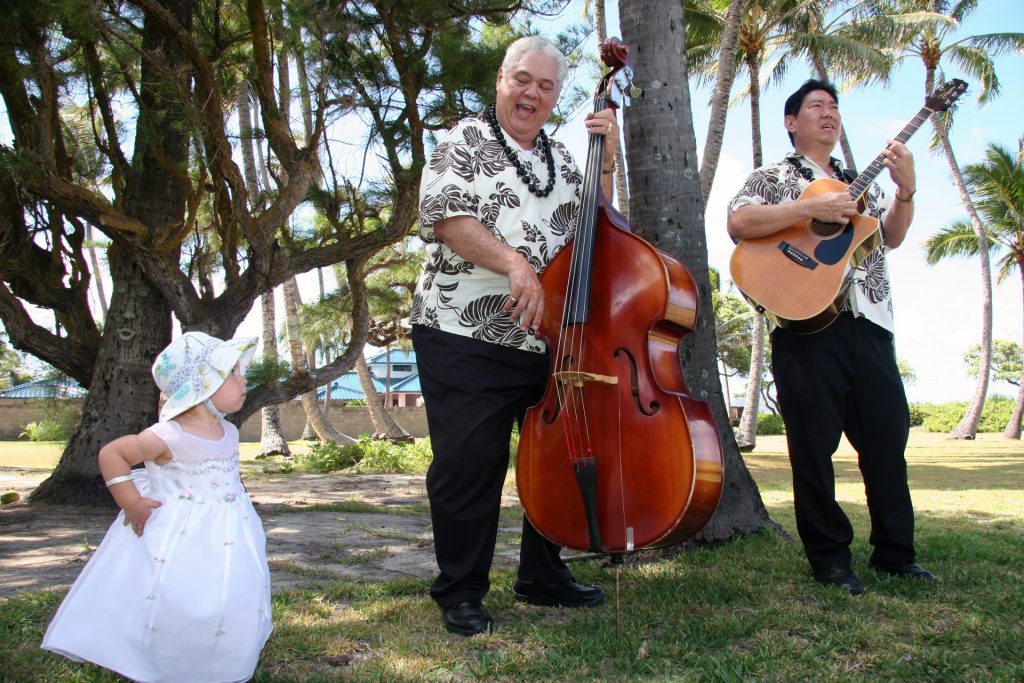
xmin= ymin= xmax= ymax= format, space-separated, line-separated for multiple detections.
xmin=0 ymin=399 xmax=429 ymax=442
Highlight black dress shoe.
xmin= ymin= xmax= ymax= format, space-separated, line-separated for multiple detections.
xmin=869 ymin=561 xmax=937 ymax=582
xmin=512 ymin=578 xmax=605 ymax=607
xmin=812 ymin=565 xmax=865 ymax=596
xmin=441 ymin=600 xmax=493 ymax=636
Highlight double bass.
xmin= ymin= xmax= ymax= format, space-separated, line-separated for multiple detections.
xmin=516 ymin=39 xmax=723 ymax=556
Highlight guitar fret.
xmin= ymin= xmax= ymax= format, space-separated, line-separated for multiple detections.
xmin=847 ymin=107 xmax=933 ymax=200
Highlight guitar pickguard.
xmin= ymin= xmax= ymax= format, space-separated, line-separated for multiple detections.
xmin=812 ymin=224 xmax=854 ymax=265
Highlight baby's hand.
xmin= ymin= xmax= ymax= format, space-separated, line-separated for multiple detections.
xmin=123 ymin=498 xmax=162 ymax=536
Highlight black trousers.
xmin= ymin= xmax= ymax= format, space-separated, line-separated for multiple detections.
xmin=412 ymin=325 xmax=571 ymax=608
xmin=772 ymin=312 xmax=916 ymax=572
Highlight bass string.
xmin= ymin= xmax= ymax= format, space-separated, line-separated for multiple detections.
xmin=556 ymin=92 xmax=612 ymax=465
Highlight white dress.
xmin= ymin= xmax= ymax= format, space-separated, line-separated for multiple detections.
xmin=42 ymin=419 xmax=273 ymax=683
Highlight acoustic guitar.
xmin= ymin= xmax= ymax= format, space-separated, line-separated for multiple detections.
xmin=729 ymin=78 xmax=967 ymax=333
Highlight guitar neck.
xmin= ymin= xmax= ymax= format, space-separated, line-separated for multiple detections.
xmin=846 ymin=105 xmax=936 ymax=201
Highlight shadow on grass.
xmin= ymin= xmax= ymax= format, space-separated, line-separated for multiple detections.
xmin=8 ymin=497 xmax=1022 ymax=682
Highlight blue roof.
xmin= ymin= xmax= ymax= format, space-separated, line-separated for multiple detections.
xmin=366 ymin=348 xmax=416 ymax=365
xmin=391 ymin=374 xmax=422 ymax=392
xmin=314 ymin=368 xmax=422 ymax=401
xmin=1 ymin=378 xmax=87 ymax=399
xmin=316 ymin=372 xmax=380 ymax=401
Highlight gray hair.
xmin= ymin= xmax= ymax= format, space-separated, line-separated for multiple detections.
xmin=502 ymin=36 xmax=568 ymax=89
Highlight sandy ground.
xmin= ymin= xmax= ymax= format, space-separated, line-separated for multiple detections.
xmin=0 ymin=467 xmax=524 ymax=600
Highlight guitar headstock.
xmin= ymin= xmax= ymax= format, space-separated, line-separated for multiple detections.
xmin=925 ymin=78 xmax=968 ymax=113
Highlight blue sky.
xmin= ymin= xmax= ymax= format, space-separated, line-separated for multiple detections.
xmin=543 ymin=0 xmax=1024 ymax=404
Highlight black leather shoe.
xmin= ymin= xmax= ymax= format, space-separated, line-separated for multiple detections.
xmin=869 ymin=561 xmax=937 ymax=582
xmin=512 ymin=579 xmax=605 ymax=607
xmin=813 ymin=565 xmax=865 ymax=596
xmin=441 ymin=600 xmax=493 ymax=636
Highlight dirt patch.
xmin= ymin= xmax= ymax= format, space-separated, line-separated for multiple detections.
xmin=0 ymin=468 xmax=524 ymax=600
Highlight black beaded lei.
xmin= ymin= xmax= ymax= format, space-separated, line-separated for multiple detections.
xmin=483 ymin=104 xmax=556 ymax=198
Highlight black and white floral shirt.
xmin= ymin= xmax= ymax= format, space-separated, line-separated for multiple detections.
xmin=411 ymin=113 xmax=583 ymax=352
xmin=727 ymin=152 xmax=897 ymax=333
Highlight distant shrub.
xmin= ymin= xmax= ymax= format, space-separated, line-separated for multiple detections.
xmin=298 ymin=437 xmax=432 ymax=474
xmin=19 ymin=419 xmax=70 ymax=442
xmin=350 ymin=437 xmax=432 ymax=474
xmin=920 ymin=397 xmax=1016 ymax=433
xmin=756 ymin=412 xmax=785 ymax=435
xmin=908 ymin=403 xmax=927 ymax=427
xmin=979 ymin=398 xmax=1016 ymax=432
xmin=302 ymin=439 xmax=362 ymax=471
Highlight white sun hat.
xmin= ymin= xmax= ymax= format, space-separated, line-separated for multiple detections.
xmin=151 ymin=331 xmax=258 ymax=422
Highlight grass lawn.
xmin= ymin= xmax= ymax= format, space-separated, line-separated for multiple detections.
xmin=2 ymin=430 xmax=1022 ymax=681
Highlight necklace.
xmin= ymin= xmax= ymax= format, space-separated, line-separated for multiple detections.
xmin=483 ymin=104 xmax=556 ymax=197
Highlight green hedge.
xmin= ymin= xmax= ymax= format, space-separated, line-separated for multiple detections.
xmin=748 ymin=400 xmax=1020 ymax=437
xmin=915 ymin=397 xmax=1017 ymax=433
xmin=297 ymin=436 xmax=432 ymax=474
xmin=756 ymin=412 xmax=785 ymax=435
xmin=19 ymin=419 xmax=70 ymax=442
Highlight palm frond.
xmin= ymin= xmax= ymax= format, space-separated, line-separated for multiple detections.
xmin=923 ymin=220 xmax=987 ymax=263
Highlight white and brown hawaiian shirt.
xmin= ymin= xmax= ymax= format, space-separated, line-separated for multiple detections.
xmin=411 ymin=113 xmax=583 ymax=352
xmin=727 ymin=152 xmax=897 ymax=334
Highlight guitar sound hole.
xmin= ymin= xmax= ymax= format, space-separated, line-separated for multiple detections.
xmin=810 ymin=220 xmax=844 ymax=239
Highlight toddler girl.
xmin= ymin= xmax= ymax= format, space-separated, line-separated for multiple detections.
xmin=42 ymin=331 xmax=273 ymax=683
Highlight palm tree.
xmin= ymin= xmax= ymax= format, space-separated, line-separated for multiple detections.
xmin=893 ymin=0 xmax=1024 ymax=438
xmin=924 ymin=139 xmax=1024 ymax=438
xmin=235 ymin=79 xmax=291 ymax=457
xmin=619 ymin=0 xmax=775 ymax=541
xmin=686 ymin=0 xmax=891 ymax=448
xmin=711 ymin=270 xmax=755 ymax=423
xmin=685 ymin=0 xmax=895 ymax=195
xmin=283 ymin=275 xmax=357 ymax=444
xmin=706 ymin=0 xmax=813 ymax=450
xmin=298 ymin=241 xmax=420 ymax=441
xmin=777 ymin=0 xmax=906 ymax=170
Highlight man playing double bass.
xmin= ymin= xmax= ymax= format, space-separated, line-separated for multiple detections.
xmin=727 ymin=79 xmax=935 ymax=595
xmin=410 ymin=35 xmax=617 ymax=636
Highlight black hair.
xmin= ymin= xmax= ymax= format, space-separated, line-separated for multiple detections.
xmin=784 ymin=78 xmax=840 ymax=144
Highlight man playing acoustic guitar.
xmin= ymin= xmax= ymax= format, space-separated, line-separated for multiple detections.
xmin=727 ymin=79 xmax=935 ymax=595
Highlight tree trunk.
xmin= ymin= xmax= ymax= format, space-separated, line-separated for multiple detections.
xmin=258 ymin=290 xmax=290 ymax=456
xmin=592 ymin=0 xmax=630 ymax=217
xmin=85 ymin=224 xmax=108 ymax=321
xmin=30 ymin=254 xmax=172 ymax=506
xmin=926 ymin=73 xmax=992 ymax=439
xmin=355 ymin=354 xmax=408 ymax=439
xmin=735 ymin=51 xmax=765 ymax=450
xmin=29 ymin=0 xmax=190 ymax=506
xmin=1004 ymin=267 xmax=1024 ymax=439
xmin=237 ymin=79 xmax=289 ymax=457
xmin=1004 ymin=377 xmax=1024 ymax=439
xmin=699 ymin=0 xmax=746 ymax=205
xmin=736 ymin=313 xmax=765 ymax=451
xmin=619 ymin=0 xmax=775 ymax=541
xmin=720 ymin=358 xmax=733 ymax=422
xmin=282 ymin=276 xmax=355 ymax=443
